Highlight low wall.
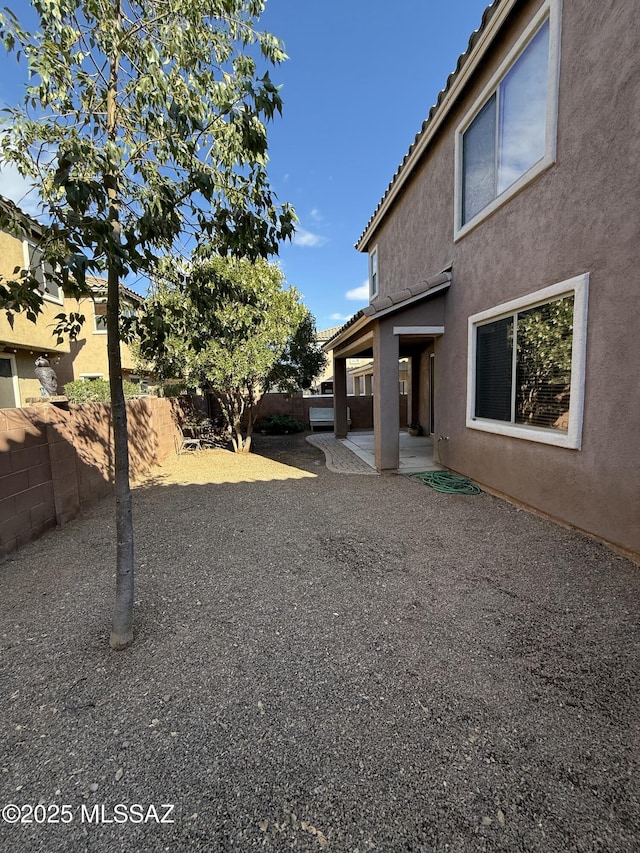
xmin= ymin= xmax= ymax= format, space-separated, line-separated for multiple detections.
xmin=0 ymin=397 xmax=182 ymax=562
xmin=245 ymin=392 xmax=408 ymax=430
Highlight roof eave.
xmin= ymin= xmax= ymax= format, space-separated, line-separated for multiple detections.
xmin=355 ymin=0 xmax=517 ymax=253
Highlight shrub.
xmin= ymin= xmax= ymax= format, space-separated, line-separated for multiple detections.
xmin=259 ymin=414 xmax=304 ymax=434
xmin=64 ymin=379 xmax=144 ymax=404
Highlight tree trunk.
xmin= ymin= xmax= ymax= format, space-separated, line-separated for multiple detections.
xmin=107 ymin=260 xmax=134 ymax=650
xmin=106 ymin=0 xmax=134 ymax=650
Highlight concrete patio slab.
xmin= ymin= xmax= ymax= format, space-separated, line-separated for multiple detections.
xmin=340 ymin=429 xmax=441 ymax=474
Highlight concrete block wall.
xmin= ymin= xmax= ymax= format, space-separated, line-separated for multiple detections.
xmin=1 ymin=397 xmax=181 ymax=562
xmin=0 ymin=407 xmax=56 ymax=557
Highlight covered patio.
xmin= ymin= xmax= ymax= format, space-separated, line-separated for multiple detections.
xmin=325 ymin=269 xmax=451 ymax=474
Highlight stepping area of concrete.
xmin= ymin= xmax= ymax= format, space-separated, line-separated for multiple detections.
xmin=308 ymin=429 xmax=441 ymax=474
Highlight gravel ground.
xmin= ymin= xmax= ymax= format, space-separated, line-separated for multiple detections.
xmin=1 ymin=432 xmax=639 ymax=853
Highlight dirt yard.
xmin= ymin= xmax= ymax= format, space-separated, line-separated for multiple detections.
xmin=1 ymin=433 xmax=638 ymax=851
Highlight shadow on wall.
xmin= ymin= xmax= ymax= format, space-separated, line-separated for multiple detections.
xmin=0 ymin=397 xmax=182 ymax=562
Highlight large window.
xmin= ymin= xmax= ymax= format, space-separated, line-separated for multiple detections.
xmin=456 ymin=1 xmax=560 ymax=235
xmin=23 ymin=239 xmax=63 ymax=303
xmin=467 ymin=275 xmax=589 ymax=449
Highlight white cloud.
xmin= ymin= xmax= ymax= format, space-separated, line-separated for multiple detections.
xmin=330 ymin=312 xmax=352 ymax=322
xmin=309 ymin=208 xmax=323 ymax=222
xmin=345 ymin=280 xmax=369 ymax=301
xmin=292 ymin=227 xmax=327 ymax=248
xmin=0 ymin=163 xmax=41 ymax=217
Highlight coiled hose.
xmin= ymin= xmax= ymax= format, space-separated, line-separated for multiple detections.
xmin=411 ymin=470 xmax=482 ymax=495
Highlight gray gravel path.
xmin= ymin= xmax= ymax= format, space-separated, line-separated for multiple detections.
xmin=1 ymin=432 xmax=639 ymax=852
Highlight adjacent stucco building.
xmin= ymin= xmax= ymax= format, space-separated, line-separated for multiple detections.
xmin=0 ymin=197 xmax=144 ymax=404
xmin=327 ymin=0 xmax=639 ymax=557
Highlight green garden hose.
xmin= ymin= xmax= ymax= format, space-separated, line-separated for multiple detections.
xmin=411 ymin=471 xmax=482 ymax=495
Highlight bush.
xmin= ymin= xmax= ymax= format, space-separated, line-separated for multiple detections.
xmin=160 ymin=382 xmax=190 ymax=398
xmin=64 ymin=379 xmax=145 ymax=404
xmin=259 ymin=414 xmax=304 ymax=435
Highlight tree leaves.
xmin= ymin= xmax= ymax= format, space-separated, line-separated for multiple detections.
xmin=136 ymin=253 xmax=324 ymax=447
xmin=0 ymin=0 xmax=296 ymax=329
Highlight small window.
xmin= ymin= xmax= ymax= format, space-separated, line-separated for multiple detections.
xmin=467 ymin=275 xmax=589 ymax=449
xmin=23 ymin=240 xmax=63 ymax=303
xmin=93 ymin=298 xmax=108 ymax=332
xmin=456 ymin=2 xmax=560 ymax=236
xmin=0 ymin=354 xmax=20 ymax=408
xmin=369 ymin=247 xmax=379 ymax=299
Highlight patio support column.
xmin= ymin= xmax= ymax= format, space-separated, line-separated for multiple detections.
xmin=364 ymin=373 xmax=373 ymax=396
xmin=333 ymin=355 xmax=348 ymax=438
xmin=408 ymin=353 xmax=420 ymax=426
xmin=373 ymin=321 xmax=399 ymax=473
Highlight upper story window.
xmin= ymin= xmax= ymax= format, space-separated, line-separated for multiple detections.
xmin=369 ymin=246 xmax=379 ymax=299
xmin=93 ymin=295 xmax=138 ymax=332
xmin=467 ymin=274 xmax=589 ymax=450
xmin=455 ymin=1 xmax=560 ymax=237
xmin=93 ymin=297 xmax=107 ymax=332
xmin=23 ymin=239 xmax=63 ymax=304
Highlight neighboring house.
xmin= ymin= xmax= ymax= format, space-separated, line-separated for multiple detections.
xmin=349 ymin=358 xmax=410 ymax=398
xmin=66 ymin=275 xmax=145 ymax=386
xmin=326 ymin=0 xmax=639 ymax=558
xmin=0 ymin=196 xmax=71 ymax=406
xmin=314 ymin=325 xmax=373 ymax=396
xmin=0 ymin=197 xmax=145 ymax=405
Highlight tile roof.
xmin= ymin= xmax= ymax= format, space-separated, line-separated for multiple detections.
xmin=322 ymin=310 xmax=366 ymax=351
xmin=86 ymin=275 xmax=145 ymax=305
xmin=316 ymin=325 xmax=344 ymax=342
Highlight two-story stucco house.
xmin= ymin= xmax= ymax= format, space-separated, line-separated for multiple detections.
xmin=327 ymin=0 xmax=639 ymax=558
xmin=0 ymin=197 xmax=144 ymax=405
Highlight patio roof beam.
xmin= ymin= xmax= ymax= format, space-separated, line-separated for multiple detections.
xmin=393 ymin=325 xmax=445 ymax=336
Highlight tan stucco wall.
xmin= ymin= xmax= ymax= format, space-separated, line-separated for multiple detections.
xmin=60 ymin=295 xmax=140 ymax=380
xmin=361 ymin=0 xmax=640 ymax=555
xmin=0 ymin=230 xmax=71 ymax=356
xmin=1 ymin=226 xmax=141 ymax=396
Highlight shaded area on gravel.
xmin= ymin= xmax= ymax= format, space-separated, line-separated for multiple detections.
xmin=1 ymin=432 xmax=639 ymax=852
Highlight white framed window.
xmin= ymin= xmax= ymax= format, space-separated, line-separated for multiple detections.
xmin=466 ymin=273 xmax=589 ymax=449
xmin=0 ymin=353 xmax=21 ymax=408
xmin=369 ymin=246 xmax=379 ymax=299
xmin=22 ymin=239 xmax=63 ymax=304
xmin=80 ymin=373 xmax=104 ymax=380
xmin=92 ymin=298 xmax=108 ymax=333
xmin=455 ymin=0 xmax=561 ymax=238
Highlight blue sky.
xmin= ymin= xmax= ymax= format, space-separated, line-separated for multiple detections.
xmin=258 ymin=0 xmax=492 ymax=331
xmin=0 ymin=0 xmax=491 ymax=331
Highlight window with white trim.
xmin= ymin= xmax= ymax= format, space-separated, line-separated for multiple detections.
xmin=92 ymin=296 xmax=138 ymax=332
xmin=456 ymin=1 xmax=560 ymax=235
xmin=369 ymin=246 xmax=378 ymax=299
xmin=23 ymin=239 xmax=63 ymax=303
xmin=467 ymin=275 xmax=589 ymax=449
xmin=0 ymin=353 xmax=20 ymax=408
xmin=93 ymin=297 xmax=108 ymax=333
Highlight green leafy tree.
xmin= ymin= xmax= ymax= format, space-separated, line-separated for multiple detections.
xmin=0 ymin=1 xmax=294 ymax=649
xmin=137 ymin=254 xmax=325 ymax=451
xmin=516 ymin=295 xmax=574 ymax=428
xmin=264 ymin=311 xmax=327 ymax=395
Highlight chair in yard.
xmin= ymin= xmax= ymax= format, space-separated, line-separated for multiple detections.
xmin=175 ymin=424 xmax=202 ymax=455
